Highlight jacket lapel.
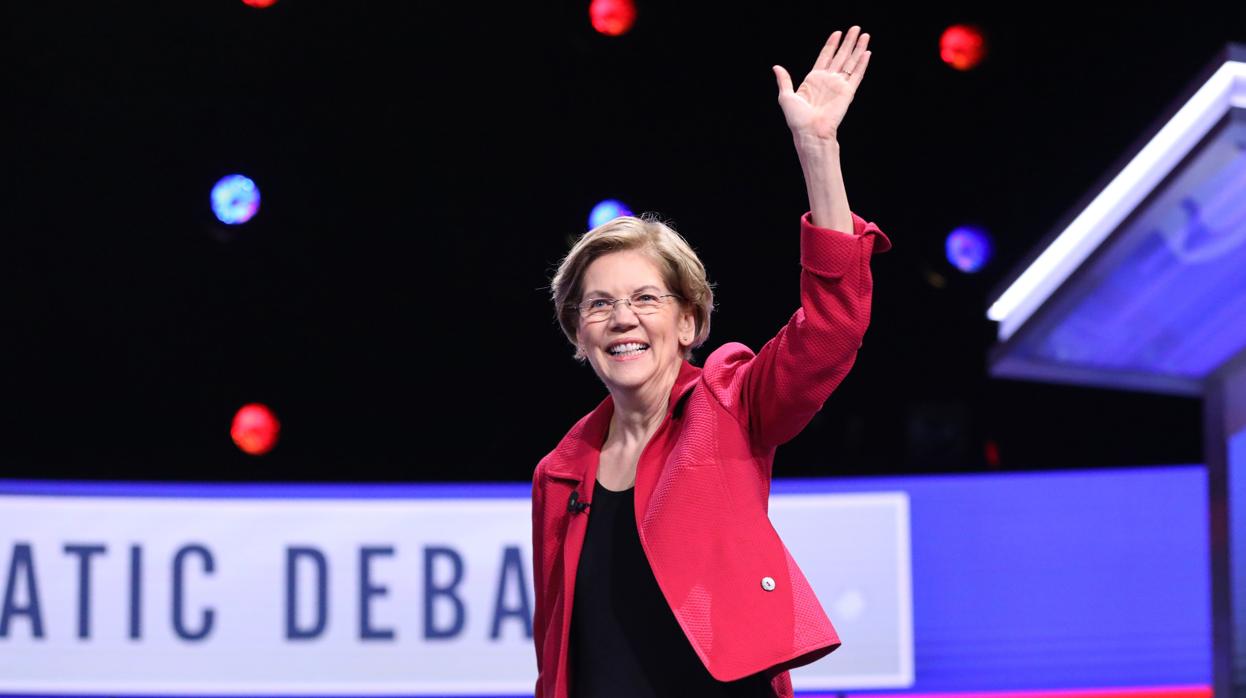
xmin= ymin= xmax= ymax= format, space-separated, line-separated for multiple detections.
xmin=634 ymin=360 xmax=701 ymax=527
xmin=543 ymin=393 xmax=611 ymax=698
xmin=666 ymin=359 xmax=702 ymax=414
xmin=542 ymin=360 xmax=702 ymax=697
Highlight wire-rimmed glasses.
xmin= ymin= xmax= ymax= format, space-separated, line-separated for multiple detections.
xmin=574 ymin=291 xmax=682 ymax=322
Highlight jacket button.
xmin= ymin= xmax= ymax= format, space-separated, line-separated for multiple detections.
xmin=761 ymin=576 xmax=776 ymax=591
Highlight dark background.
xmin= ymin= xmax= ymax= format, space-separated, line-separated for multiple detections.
xmin=5 ymin=2 xmax=1242 ymax=483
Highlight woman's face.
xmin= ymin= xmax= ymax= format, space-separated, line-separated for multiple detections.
xmin=575 ymin=249 xmax=695 ymax=396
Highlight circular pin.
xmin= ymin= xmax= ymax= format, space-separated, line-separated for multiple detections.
xmin=761 ymin=576 xmax=776 ymax=591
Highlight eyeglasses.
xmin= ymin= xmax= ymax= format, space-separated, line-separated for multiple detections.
xmin=574 ymin=291 xmax=682 ymax=321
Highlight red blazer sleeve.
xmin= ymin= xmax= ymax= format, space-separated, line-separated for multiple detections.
xmin=530 ymin=466 xmax=548 ymax=698
xmin=706 ymin=211 xmax=890 ymax=450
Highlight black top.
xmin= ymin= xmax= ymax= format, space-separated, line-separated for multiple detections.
xmin=569 ymin=478 xmax=770 ymax=698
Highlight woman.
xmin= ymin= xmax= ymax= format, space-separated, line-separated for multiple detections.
xmin=532 ymin=26 xmax=891 ymax=698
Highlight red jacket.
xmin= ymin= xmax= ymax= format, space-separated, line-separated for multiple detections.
xmin=531 ymin=211 xmax=891 ymax=698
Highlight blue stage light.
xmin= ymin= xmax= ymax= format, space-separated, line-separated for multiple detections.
xmin=211 ymin=174 xmax=261 ymax=225
xmin=945 ymin=226 xmax=993 ymax=273
xmin=589 ymin=199 xmax=633 ymax=229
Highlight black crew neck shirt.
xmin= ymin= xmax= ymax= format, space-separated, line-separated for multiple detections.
xmin=568 ymin=478 xmax=770 ymax=698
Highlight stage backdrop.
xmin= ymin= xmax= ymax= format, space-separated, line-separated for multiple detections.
xmin=0 ymin=465 xmax=1208 ymax=697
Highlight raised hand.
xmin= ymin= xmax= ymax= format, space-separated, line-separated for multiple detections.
xmin=773 ymin=27 xmax=871 ymax=141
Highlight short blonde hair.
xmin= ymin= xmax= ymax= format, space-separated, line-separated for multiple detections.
xmin=550 ymin=214 xmax=714 ymax=362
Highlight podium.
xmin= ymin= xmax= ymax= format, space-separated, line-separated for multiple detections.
xmin=986 ymin=43 xmax=1246 ymax=698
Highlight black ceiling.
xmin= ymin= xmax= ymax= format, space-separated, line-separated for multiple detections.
xmin=6 ymin=2 xmax=1241 ymax=482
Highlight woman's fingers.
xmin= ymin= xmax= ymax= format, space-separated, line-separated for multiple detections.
xmin=773 ymin=64 xmax=795 ymax=95
xmin=847 ymin=50 xmax=871 ymax=87
xmin=840 ymin=32 xmax=870 ymax=75
xmin=812 ymin=30 xmax=843 ymax=72
xmin=827 ymin=26 xmax=861 ymax=74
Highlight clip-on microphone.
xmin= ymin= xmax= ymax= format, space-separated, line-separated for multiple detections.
xmin=568 ymin=490 xmax=591 ymax=514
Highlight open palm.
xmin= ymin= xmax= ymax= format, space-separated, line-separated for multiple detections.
xmin=774 ymin=26 xmax=871 ymax=140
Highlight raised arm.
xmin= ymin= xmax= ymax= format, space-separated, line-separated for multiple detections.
xmin=723 ymin=211 xmax=889 ymax=449
xmin=705 ymin=27 xmax=889 ymax=451
xmin=773 ymin=26 xmax=871 ymax=232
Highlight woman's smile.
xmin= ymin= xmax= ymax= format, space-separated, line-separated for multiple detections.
xmin=605 ymin=340 xmax=651 ymax=361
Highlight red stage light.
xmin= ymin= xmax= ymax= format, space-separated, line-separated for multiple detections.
xmin=940 ymin=24 xmax=987 ymax=71
xmin=231 ymin=403 xmax=281 ymax=456
xmin=589 ymin=0 xmax=636 ymax=37
xmin=241 ymin=0 xmax=279 ymax=8
xmin=984 ymin=439 xmax=1001 ymax=468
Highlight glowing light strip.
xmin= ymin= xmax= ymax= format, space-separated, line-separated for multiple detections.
xmin=988 ymin=59 xmax=1246 ymax=340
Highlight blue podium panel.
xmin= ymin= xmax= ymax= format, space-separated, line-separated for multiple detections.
xmin=988 ymin=46 xmax=1246 ymax=395
xmin=992 ymin=114 xmax=1246 ymax=394
xmin=1230 ymin=427 xmax=1246 ymax=687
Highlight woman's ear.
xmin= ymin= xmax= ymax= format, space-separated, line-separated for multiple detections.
xmin=679 ymin=310 xmax=695 ymax=345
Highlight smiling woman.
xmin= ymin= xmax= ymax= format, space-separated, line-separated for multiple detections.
xmin=551 ymin=215 xmax=714 ymax=365
xmin=573 ymin=247 xmax=698 ymax=407
xmin=533 ymin=25 xmax=891 ymax=698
